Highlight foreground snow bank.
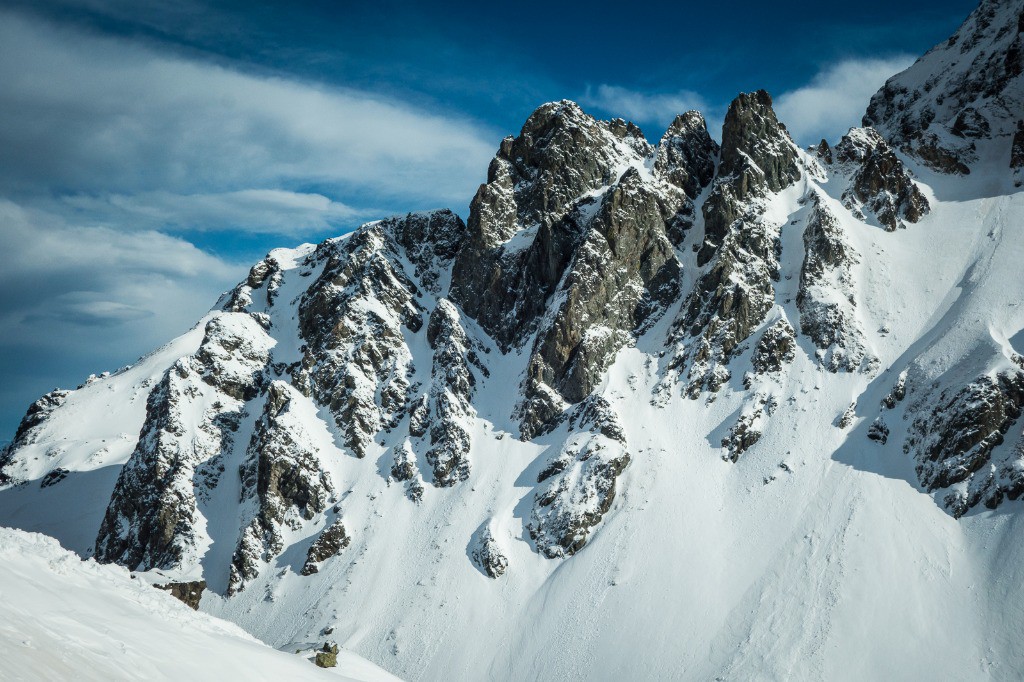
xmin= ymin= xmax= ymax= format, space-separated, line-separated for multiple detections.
xmin=0 ymin=527 xmax=399 ymax=682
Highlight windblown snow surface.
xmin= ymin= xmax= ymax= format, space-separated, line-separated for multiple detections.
xmin=0 ymin=527 xmax=398 ymax=681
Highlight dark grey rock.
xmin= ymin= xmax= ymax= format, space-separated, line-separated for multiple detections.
xmin=653 ymin=111 xmax=719 ymax=198
xmin=834 ymin=128 xmax=929 ymax=231
xmin=470 ymin=523 xmax=509 ymax=578
xmin=301 ymin=519 xmax=351 ymax=576
xmin=229 ymin=381 xmax=333 ymax=594
xmin=906 ymin=371 xmax=1024 ymax=516
xmin=797 ymin=198 xmax=872 ymax=372
xmin=751 ymin=319 xmax=797 ymax=376
xmin=154 ymin=579 xmax=206 ymax=610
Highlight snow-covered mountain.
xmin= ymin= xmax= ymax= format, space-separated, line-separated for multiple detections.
xmin=4 ymin=0 xmax=1024 ymax=678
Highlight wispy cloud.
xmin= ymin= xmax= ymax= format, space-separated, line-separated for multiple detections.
xmin=0 ymin=9 xmax=496 ymax=211
xmin=0 ymin=199 xmax=238 ymax=338
xmin=61 ymin=190 xmax=373 ymax=236
xmin=774 ymin=55 xmax=915 ymax=146
xmin=580 ymin=84 xmax=715 ymax=137
xmin=0 ymin=197 xmax=242 ymax=436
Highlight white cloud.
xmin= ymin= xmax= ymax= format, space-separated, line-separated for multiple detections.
xmin=0 ymin=199 xmax=239 ymax=341
xmin=0 ymin=197 xmax=244 ymax=434
xmin=580 ymin=85 xmax=714 ymax=137
xmin=0 ymin=9 xmax=496 ymax=208
xmin=774 ymin=55 xmax=915 ymax=146
xmin=61 ymin=189 xmax=373 ymax=235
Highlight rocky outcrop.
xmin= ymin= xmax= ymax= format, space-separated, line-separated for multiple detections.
xmin=95 ymin=313 xmax=272 ymax=571
xmin=389 ymin=441 xmax=425 ymax=502
xmin=864 ymin=0 xmax=1024 ymax=174
xmin=721 ymin=394 xmax=778 ymax=461
xmin=154 ymin=580 xmax=206 ymax=610
xmin=668 ymin=91 xmax=801 ymax=398
xmin=301 ymin=519 xmax=351 ymax=576
xmin=1013 ymin=120 xmax=1024 ymax=184
xmin=470 ymin=521 xmax=509 ymax=578
xmin=450 ymin=101 xmax=653 ymax=350
xmin=905 ymin=371 xmax=1024 ymax=516
xmin=654 ymin=111 xmax=719 ymax=198
xmin=229 ymin=381 xmax=333 ymax=594
xmin=750 ymin=318 xmax=797 ymax=376
xmin=315 ymin=642 xmax=339 ymax=668
xmin=294 ymin=211 xmax=465 ymax=459
xmin=518 ymin=167 xmax=689 ymax=437
xmin=529 ymin=396 xmax=630 ymax=557
xmin=833 ymin=128 xmax=929 ymax=231
xmin=797 ymin=198 xmax=873 ymax=372
xmin=422 ymin=300 xmax=481 ymax=486
xmin=8 ymin=389 xmax=72 ymax=450
xmin=1 ymin=389 xmax=74 ymax=485
xmin=698 ymin=90 xmax=799 ymax=264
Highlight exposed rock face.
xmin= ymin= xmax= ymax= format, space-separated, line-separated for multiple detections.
xmin=95 ymin=314 xmax=272 ymax=571
xmin=1013 ymin=120 xmax=1024 ymax=167
xmin=905 ymin=371 xmax=1024 ymax=517
xmin=529 ymin=396 xmax=630 ymax=557
xmin=301 ymin=519 xmax=351 ymax=576
xmin=864 ymin=0 xmax=1024 ymax=174
xmin=1013 ymin=119 xmax=1024 ymax=184
xmin=9 ymin=390 xmax=71 ymax=449
xmin=229 ymin=381 xmax=333 ymax=594
xmin=155 ymin=580 xmax=206 ymax=610
xmin=518 ymin=167 xmax=689 ymax=437
xmin=797 ymin=198 xmax=873 ymax=372
xmin=721 ymin=394 xmax=778 ymax=462
xmin=1 ymin=389 xmax=73 ymax=483
xmin=450 ymin=100 xmax=653 ymax=350
xmin=450 ymin=100 xmax=716 ymax=438
xmin=668 ymin=91 xmax=801 ymax=398
xmin=699 ymin=90 xmax=799 ymax=264
xmin=422 ymin=299 xmax=481 ymax=486
xmin=293 ymin=211 xmax=466 ymax=460
xmin=834 ymin=128 xmax=929 ymax=231
xmin=751 ymin=318 xmax=797 ymax=376
xmin=470 ymin=521 xmax=509 ymax=578
xmin=654 ymin=111 xmax=720 ymax=198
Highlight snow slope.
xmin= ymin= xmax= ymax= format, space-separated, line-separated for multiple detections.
xmin=0 ymin=527 xmax=400 ymax=681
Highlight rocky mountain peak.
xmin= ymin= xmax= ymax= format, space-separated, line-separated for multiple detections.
xmin=864 ymin=0 xmax=1024 ymax=174
xmin=654 ymin=110 xmax=719 ymax=198
xmin=718 ymin=89 xmax=800 ymax=196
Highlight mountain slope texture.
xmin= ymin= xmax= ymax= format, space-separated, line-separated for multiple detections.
xmin=4 ymin=1 xmax=1024 ymax=679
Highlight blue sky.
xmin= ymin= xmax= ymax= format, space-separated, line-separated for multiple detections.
xmin=0 ymin=0 xmax=976 ymax=439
